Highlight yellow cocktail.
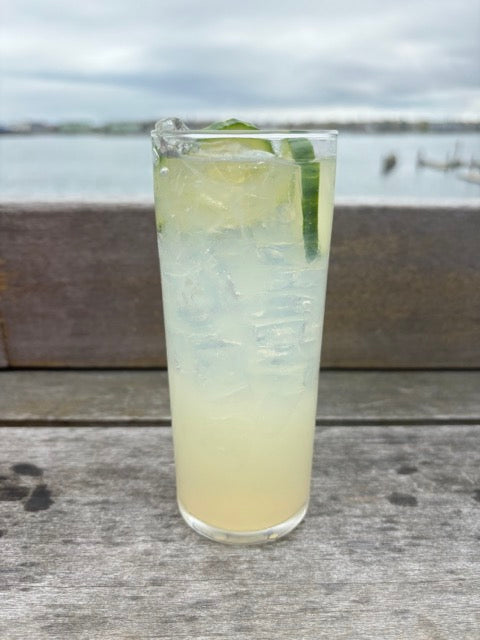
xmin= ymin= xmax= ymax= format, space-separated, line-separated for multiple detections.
xmin=152 ymin=119 xmax=337 ymax=543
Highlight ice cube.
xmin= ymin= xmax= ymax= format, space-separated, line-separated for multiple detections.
xmin=152 ymin=117 xmax=192 ymax=157
xmin=155 ymin=117 xmax=189 ymax=133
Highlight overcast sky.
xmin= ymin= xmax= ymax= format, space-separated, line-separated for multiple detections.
xmin=1 ymin=0 xmax=479 ymax=123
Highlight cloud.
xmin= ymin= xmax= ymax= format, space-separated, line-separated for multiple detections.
xmin=1 ymin=0 xmax=479 ymax=122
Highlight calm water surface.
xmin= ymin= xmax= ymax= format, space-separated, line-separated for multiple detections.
xmin=0 ymin=132 xmax=479 ymax=201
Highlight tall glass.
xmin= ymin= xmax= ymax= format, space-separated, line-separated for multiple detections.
xmin=152 ymin=121 xmax=337 ymax=544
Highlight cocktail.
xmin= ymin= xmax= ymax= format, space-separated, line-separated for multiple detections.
xmin=152 ymin=118 xmax=337 ymax=543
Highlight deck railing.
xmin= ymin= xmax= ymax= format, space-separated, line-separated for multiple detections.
xmin=0 ymin=201 xmax=479 ymax=368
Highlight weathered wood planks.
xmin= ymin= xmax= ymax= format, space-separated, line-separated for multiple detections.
xmin=1 ymin=370 xmax=480 ymax=426
xmin=0 ymin=259 xmax=8 ymax=365
xmin=0 ymin=335 xmax=7 ymax=368
xmin=0 ymin=202 xmax=165 ymax=368
xmin=1 ymin=202 xmax=479 ymax=368
xmin=323 ymin=202 xmax=480 ymax=368
xmin=1 ymin=425 xmax=479 ymax=639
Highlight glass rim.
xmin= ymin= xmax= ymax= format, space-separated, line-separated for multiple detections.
xmin=151 ymin=128 xmax=338 ymax=141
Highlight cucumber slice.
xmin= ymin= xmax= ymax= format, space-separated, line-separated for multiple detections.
xmin=281 ymin=138 xmax=320 ymax=261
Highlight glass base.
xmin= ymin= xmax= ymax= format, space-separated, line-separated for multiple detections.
xmin=178 ymin=500 xmax=308 ymax=545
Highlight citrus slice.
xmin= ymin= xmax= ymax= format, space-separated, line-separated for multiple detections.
xmin=280 ymin=138 xmax=320 ymax=261
xmin=200 ymin=118 xmax=273 ymax=154
xmin=154 ymin=119 xmax=300 ymax=237
xmin=203 ymin=118 xmax=259 ymax=131
xmin=154 ymin=155 xmax=298 ymax=233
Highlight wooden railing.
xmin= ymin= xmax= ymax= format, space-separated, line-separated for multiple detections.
xmin=1 ymin=201 xmax=479 ymax=368
xmin=2 ymin=201 xmax=480 ymax=638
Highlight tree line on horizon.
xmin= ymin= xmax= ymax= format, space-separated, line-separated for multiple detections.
xmin=1 ymin=119 xmax=478 ymax=135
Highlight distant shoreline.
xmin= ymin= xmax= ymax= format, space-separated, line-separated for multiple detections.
xmin=1 ymin=120 xmax=479 ymax=136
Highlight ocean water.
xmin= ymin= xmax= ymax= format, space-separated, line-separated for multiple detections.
xmin=0 ymin=132 xmax=479 ymax=201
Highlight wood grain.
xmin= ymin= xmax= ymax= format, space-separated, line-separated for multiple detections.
xmin=1 ymin=370 xmax=479 ymax=426
xmin=323 ymin=203 xmax=480 ymax=367
xmin=1 ymin=425 xmax=479 ymax=639
xmin=0 ymin=202 xmax=165 ymax=367
xmin=1 ymin=202 xmax=479 ymax=368
xmin=0 ymin=331 xmax=7 ymax=367
xmin=0 ymin=255 xmax=8 ymax=365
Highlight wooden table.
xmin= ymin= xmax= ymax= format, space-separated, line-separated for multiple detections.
xmin=1 ymin=371 xmax=479 ymax=639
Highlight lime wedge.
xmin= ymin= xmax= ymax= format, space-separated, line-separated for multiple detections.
xmin=280 ymin=138 xmax=320 ymax=261
xmin=203 ymin=118 xmax=259 ymax=131
xmin=154 ymin=119 xmax=300 ymax=238
xmin=154 ymin=154 xmax=298 ymax=233
xmin=201 ymin=118 xmax=273 ymax=154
